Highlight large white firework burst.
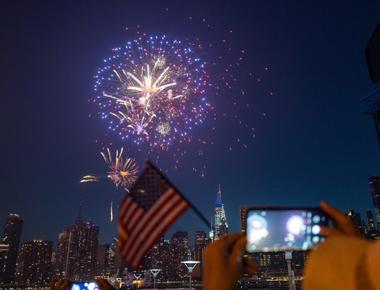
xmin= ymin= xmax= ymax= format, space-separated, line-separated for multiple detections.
xmin=93 ymin=35 xmax=209 ymax=149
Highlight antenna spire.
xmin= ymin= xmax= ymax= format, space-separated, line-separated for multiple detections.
xmin=76 ymin=199 xmax=83 ymax=223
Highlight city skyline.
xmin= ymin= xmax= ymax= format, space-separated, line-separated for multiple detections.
xmin=1 ymin=179 xmax=379 ymax=286
xmin=1 ymin=0 xmax=380 ymax=246
xmin=2 ymin=175 xmax=380 ymax=244
xmin=2 ymin=173 xmax=380 ymax=245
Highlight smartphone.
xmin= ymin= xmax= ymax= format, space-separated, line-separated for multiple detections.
xmin=245 ymin=207 xmax=329 ymax=252
xmin=71 ymin=282 xmax=99 ymax=290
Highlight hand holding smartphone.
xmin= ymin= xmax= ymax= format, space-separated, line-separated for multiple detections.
xmin=245 ymin=207 xmax=329 ymax=252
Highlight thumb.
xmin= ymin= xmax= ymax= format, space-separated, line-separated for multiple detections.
xmin=229 ymin=236 xmax=246 ymax=270
xmin=95 ymin=277 xmax=116 ymax=290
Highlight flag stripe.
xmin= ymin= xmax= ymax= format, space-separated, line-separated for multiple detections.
xmin=125 ymin=192 xmax=186 ymax=262
xmin=144 ymin=200 xmax=189 ymax=248
xmin=118 ymin=223 xmax=129 ymax=241
xmin=118 ymin=162 xmax=193 ymax=269
xmin=121 ymin=188 xmax=177 ymax=257
xmin=130 ymin=200 xmax=189 ymax=267
xmin=120 ymin=198 xmax=137 ymax=224
xmin=124 ymin=188 xmax=176 ymax=248
xmin=125 ymin=207 xmax=144 ymax=231
xmin=119 ymin=197 xmax=133 ymax=218
xmin=119 ymin=198 xmax=143 ymax=244
xmin=122 ymin=189 xmax=179 ymax=259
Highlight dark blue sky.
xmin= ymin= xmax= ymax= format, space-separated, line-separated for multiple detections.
xmin=1 ymin=1 xmax=380 ymax=244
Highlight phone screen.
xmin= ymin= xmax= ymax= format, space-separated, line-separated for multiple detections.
xmin=71 ymin=282 xmax=99 ymax=290
xmin=246 ymin=208 xmax=328 ymax=252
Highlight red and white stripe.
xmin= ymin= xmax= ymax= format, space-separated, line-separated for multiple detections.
xmin=118 ymin=188 xmax=189 ymax=268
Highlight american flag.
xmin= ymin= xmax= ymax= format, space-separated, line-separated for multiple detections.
xmin=118 ymin=161 xmax=190 ymax=269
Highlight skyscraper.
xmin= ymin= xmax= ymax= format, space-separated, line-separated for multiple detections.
xmin=15 ymin=239 xmax=53 ymax=286
xmin=367 ymin=210 xmax=376 ymax=231
xmin=96 ymin=244 xmax=116 ymax=277
xmin=346 ymin=209 xmax=363 ymax=234
xmin=0 ymin=214 xmax=23 ymax=284
xmin=156 ymin=238 xmax=171 ymax=281
xmin=213 ymin=185 xmax=228 ymax=240
xmin=369 ymin=176 xmax=380 ymax=229
xmin=366 ymin=210 xmax=379 ymax=239
xmin=0 ymin=244 xmax=9 ymax=285
xmin=193 ymin=231 xmax=210 ymax=278
xmin=169 ymin=231 xmax=189 ymax=280
xmin=142 ymin=241 xmax=160 ymax=271
xmin=56 ymin=214 xmax=99 ymax=281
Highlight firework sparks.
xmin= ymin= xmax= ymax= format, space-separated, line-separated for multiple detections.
xmin=91 ymin=20 xmax=273 ymax=176
xmin=79 ymin=175 xmax=98 ymax=183
xmin=93 ymin=35 xmax=209 ymax=148
xmin=110 ymin=200 xmax=114 ymax=222
xmin=156 ymin=122 xmax=171 ymax=135
xmin=101 ymin=147 xmax=139 ymax=190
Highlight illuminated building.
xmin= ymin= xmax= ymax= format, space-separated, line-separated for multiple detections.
xmin=253 ymin=252 xmax=286 ymax=277
xmin=15 ymin=239 xmax=53 ymax=286
xmin=366 ymin=210 xmax=380 ymax=239
xmin=0 ymin=244 xmax=9 ymax=284
xmin=367 ymin=210 xmax=376 ymax=230
xmin=213 ymin=185 xmax=228 ymax=240
xmin=150 ymin=238 xmax=170 ymax=281
xmin=193 ymin=231 xmax=210 ymax=278
xmin=252 ymin=251 xmax=306 ymax=278
xmin=346 ymin=209 xmax=363 ymax=234
xmin=96 ymin=244 xmax=116 ymax=277
xmin=56 ymin=213 xmax=99 ymax=281
xmin=369 ymin=176 xmax=380 ymax=229
xmin=0 ymin=214 xmax=23 ymax=284
xmin=169 ymin=231 xmax=189 ymax=280
xmin=142 ymin=240 xmax=161 ymax=271
xmin=111 ymin=242 xmax=124 ymax=277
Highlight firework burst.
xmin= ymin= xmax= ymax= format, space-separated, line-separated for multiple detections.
xmin=91 ymin=19 xmax=273 ymax=177
xmin=79 ymin=175 xmax=98 ymax=183
xmin=101 ymin=147 xmax=139 ymax=190
xmin=93 ymin=35 xmax=210 ymax=149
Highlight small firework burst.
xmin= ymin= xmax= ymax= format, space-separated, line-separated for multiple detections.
xmin=79 ymin=175 xmax=98 ymax=183
xmin=156 ymin=122 xmax=171 ymax=135
xmin=101 ymin=147 xmax=139 ymax=190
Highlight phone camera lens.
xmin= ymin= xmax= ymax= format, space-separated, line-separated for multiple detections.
xmin=312 ymin=215 xmax=321 ymax=223
xmin=312 ymin=225 xmax=321 ymax=235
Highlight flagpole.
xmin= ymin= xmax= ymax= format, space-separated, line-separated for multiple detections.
xmin=145 ymin=160 xmax=212 ymax=229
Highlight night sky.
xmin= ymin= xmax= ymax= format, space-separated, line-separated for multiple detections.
xmin=1 ymin=0 xmax=380 ymax=244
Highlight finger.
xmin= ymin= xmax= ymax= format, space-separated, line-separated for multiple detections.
xmin=321 ymin=201 xmax=360 ymax=236
xmin=320 ymin=226 xmax=340 ymax=237
xmin=55 ymin=281 xmax=64 ymax=289
xmin=320 ymin=201 xmax=347 ymax=225
xmin=229 ymin=236 xmax=246 ymax=269
xmin=61 ymin=280 xmax=72 ymax=290
xmin=95 ymin=278 xmax=108 ymax=290
xmin=49 ymin=279 xmax=58 ymax=290
xmin=320 ymin=201 xmax=349 ymax=229
xmin=244 ymin=259 xmax=257 ymax=276
xmin=220 ymin=234 xmax=243 ymax=247
xmin=95 ymin=278 xmax=114 ymax=290
xmin=213 ymin=234 xmax=243 ymax=252
xmin=103 ymin=280 xmax=115 ymax=290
